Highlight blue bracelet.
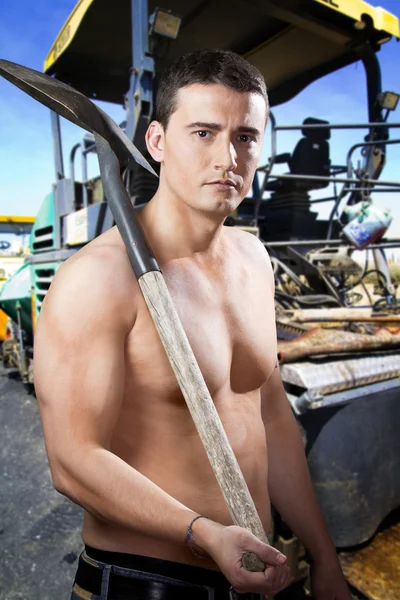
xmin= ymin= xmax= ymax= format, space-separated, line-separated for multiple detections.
xmin=186 ymin=515 xmax=210 ymax=558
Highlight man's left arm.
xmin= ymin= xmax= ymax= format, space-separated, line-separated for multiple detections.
xmin=261 ymin=369 xmax=352 ymax=599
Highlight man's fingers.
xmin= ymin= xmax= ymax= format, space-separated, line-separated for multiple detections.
xmin=218 ymin=527 xmax=291 ymax=594
xmin=264 ymin=564 xmax=291 ymax=593
xmin=234 ymin=565 xmax=290 ymax=595
xmin=243 ymin=537 xmax=287 ymax=567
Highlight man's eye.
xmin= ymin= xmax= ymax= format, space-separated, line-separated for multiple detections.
xmin=239 ymin=134 xmax=254 ymax=143
xmin=196 ymin=130 xmax=211 ymax=138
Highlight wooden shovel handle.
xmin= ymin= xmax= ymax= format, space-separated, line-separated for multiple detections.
xmin=139 ymin=271 xmax=269 ymax=572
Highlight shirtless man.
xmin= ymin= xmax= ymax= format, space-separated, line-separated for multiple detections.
xmin=34 ymin=49 xmax=351 ymax=600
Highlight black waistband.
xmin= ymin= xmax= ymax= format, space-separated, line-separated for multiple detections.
xmin=85 ymin=545 xmax=230 ymax=590
xmin=75 ymin=547 xmax=265 ymax=599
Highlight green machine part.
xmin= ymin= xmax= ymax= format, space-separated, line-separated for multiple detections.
xmin=0 ymin=262 xmax=32 ymax=336
xmin=30 ymin=261 xmax=60 ymax=330
xmin=29 ymin=190 xmax=57 ymax=253
xmin=29 ymin=189 xmax=61 ymax=329
xmin=0 ymin=190 xmax=62 ymax=337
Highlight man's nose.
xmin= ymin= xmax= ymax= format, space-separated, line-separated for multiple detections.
xmin=213 ymin=139 xmax=237 ymax=172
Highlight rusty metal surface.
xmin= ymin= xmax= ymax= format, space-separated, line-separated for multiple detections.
xmin=278 ymin=327 xmax=400 ymax=364
xmin=340 ymin=523 xmax=400 ymax=600
xmin=276 ymin=320 xmax=312 ymax=341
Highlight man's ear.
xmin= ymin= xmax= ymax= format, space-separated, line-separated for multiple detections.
xmin=145 ymin=120 xmax=164 ymax=163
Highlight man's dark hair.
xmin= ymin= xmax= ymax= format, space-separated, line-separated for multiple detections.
xmin=156 ymin=49 xmax=269 ymax=129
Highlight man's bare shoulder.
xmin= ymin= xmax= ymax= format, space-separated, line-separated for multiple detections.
xmin=42 ymin=227 xmax=139 ymax=331
xmin=223 ymin=226 xmax=273 ymax=280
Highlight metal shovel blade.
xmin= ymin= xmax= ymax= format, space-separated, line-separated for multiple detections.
xmin=0 ymin=59 xmax=157 ymax=175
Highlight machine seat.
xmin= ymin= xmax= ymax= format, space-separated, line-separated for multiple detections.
xmin=266 ymin=117 xmax=331 ymax=193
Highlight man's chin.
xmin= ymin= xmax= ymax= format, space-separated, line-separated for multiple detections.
xmin=200 ymin=194 xmax=243 ymax=215
xmin=196 ymin=202 xmax=241 ymax=221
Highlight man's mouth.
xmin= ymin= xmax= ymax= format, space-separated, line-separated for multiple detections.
xmin=206 ymin=179 xmax=237 ymax=188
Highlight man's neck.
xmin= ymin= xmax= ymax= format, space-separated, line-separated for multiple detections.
xmin=136 ymin=192 xmax=226 ymax=264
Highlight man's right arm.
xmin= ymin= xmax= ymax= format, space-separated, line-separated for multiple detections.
xmin=34 ymin=247 xmax=289 ymax=595
xmin=34 ymin=248 xmax=198 ymax=543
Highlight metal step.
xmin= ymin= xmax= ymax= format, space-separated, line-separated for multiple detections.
xmin=282 ymin=353 xmax=400 ymax=399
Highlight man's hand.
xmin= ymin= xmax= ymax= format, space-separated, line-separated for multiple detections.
xmin=195 ymin=521 xmax=291 ymax=595
xmin=311 ymin=558 xmax=353 ymax=600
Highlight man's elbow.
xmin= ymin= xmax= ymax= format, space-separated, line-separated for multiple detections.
xmin=48 ymin=456 xmax=72 ymax=496
xmin=37 ymin=404 xmax=77 ymax=496
xmin=46 ymin=440 xmax=96 ymax=510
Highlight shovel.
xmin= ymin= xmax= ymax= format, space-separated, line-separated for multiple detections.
xmin=0 ymin=59 xmax=270 ymax=574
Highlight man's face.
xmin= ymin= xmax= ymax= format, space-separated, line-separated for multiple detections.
xmin=150 ymin=83 xmax=267 ymax=218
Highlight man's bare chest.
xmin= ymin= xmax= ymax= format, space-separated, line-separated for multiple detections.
xmin=125 ymin=258 xmax=277 ymax=400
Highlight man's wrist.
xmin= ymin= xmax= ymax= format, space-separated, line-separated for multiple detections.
xmin=189 ymin=515 xmax=224 ymax=557
xmin=309 ymin=542 xmax=339 ymax=567
xmin=297 ymin=526 xmax=338 ymax=567
xmin=187 ymin=516 xmax=211 ymax=558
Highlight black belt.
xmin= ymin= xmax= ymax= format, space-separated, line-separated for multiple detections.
xmin=73 ymin=551 xmax=261 ymax=600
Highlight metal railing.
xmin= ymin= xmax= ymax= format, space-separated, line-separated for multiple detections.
xmin=253 ymin=115 xmax=400 ymax=240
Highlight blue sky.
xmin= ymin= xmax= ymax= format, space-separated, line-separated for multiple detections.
xmin=1 ymin=0 xmax=400 ymax=248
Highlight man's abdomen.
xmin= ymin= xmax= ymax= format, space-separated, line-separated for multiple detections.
xmin=81 ymin=397 xmax=270 ymax=568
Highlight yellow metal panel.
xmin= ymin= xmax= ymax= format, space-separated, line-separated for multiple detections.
xmin=0 ymin=309 xmax=8 ymax=342
xmin=31 ymin=291 xmax=37 ymax=334
xmin=312 ymin=0 xmax=400 ymax=39
xmin=44 ymin=0 xmax=96 ymax=73
xmin=0 ymin=216 xmax=35 ymax=224
xmin=340 ymin=522 xmax=400 ymax=600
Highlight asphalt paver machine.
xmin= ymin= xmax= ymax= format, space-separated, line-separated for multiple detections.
xmin=1 ymin=1 xmax=400 ymax=597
